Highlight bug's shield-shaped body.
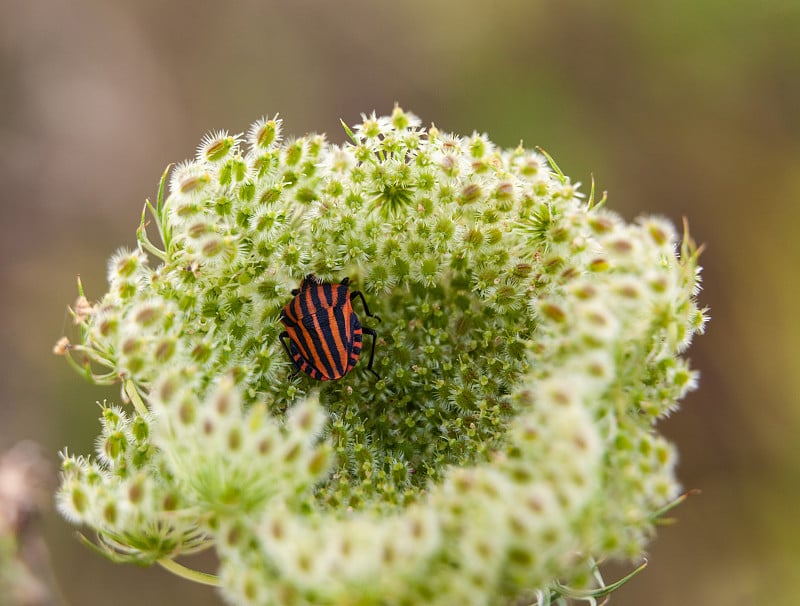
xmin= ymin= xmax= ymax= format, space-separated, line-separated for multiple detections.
xmin=279 ymin=276 xmax=378 ymax=381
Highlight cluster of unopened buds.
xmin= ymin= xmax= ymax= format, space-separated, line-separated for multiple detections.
xmin=55 ymin=106 xmax=706 ymax=605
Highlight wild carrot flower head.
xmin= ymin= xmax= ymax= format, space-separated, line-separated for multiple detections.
xmin=56 ymin=106 xmax=707 ymax=605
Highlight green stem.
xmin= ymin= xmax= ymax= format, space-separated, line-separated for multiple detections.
xmin=124 ymin=380 xmax=149 ymax=417
xmin=157 ymin=558 xmax=220 ymax=587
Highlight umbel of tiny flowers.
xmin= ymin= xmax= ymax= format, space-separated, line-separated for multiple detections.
xmin=55 ymin=106 xmax=707 ymax=606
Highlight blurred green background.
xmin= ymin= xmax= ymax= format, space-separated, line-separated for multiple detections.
xmin=1 ymin=0 xmax=798 ymax=604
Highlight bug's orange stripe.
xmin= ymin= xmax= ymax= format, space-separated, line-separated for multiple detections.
xmin=281 ymin=299 xmax=295 ymax=323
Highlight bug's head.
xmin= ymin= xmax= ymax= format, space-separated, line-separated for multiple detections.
xmin=297 ymin=274 xmax=320 ymax=293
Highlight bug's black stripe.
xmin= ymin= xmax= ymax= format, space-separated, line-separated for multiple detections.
xmin=322 ymin=281 xmax=334 ymax=307
xmin=308 ymin=285 xmax=345 ymax=377
xmin=337 ymin=284 xmax=351 ymax=328
xmin=332 ymin=306 xmax=349 ymax=364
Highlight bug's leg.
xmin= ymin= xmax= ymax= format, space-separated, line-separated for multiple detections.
xmin=362 ymin=327 xmax=380 ymax=379
xmin=350 ymin=290 xmax=381 ymax=323
xmin=279 ymin=331 xmax=300 ymax=379
xmin=340 ymin=277 xmax=350 ymax=286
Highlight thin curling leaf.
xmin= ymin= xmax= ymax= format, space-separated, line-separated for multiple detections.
xmin=587 ymin=173 xmax=608 ymax=211
xmin=541 ymin=559 xmax=648 ymax=605
xmin=155 ymin=163 xmax=173 ymax=252
xmin=536 ymin=145 xmax=566 ymax=184
xmin=340 ymin=119 xmax=358 ymax=145
xmin=137 ymin=203 xmax=166 ymax=261
xmin=650 ymin=489 xmax=702 ymax=525
xmin=56 ymin=108 xmax=707 ymax=606
xmin=137 ymin=164 xmax=174 ymax=261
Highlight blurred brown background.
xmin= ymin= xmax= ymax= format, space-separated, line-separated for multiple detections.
xmin=1 ymin=0 xmax=798 ymax=604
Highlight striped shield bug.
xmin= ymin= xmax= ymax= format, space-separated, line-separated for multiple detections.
xmin=279 ymin=275 xmax=381 ymax=381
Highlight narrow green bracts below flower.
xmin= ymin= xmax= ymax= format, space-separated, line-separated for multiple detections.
xmin=56 ymin=107 xmax=707 ymax=605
